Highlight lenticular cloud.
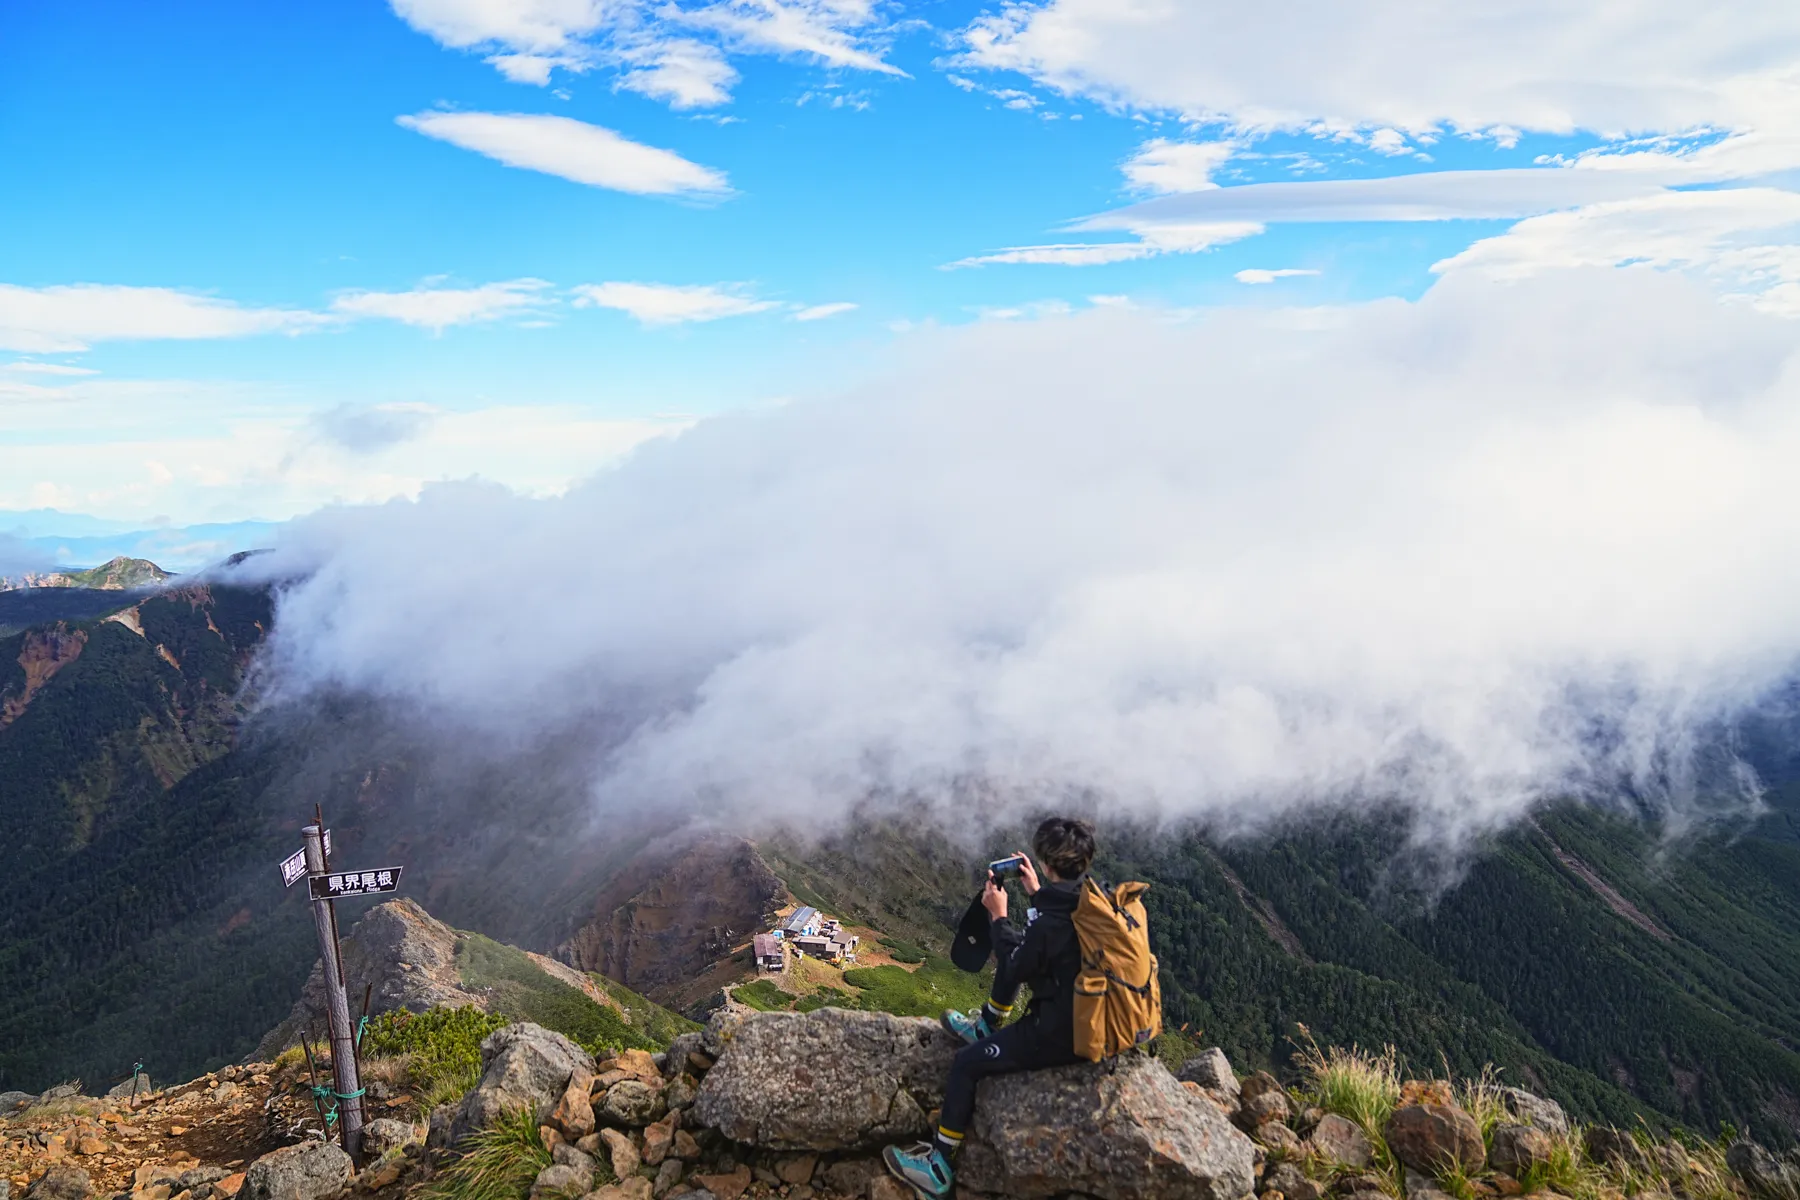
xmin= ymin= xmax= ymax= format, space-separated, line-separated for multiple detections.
xmin=257 ymin=268 xmax=1800 ymax=846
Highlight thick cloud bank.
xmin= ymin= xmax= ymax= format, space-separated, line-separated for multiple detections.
xmin=255 ymin=269 xmax=1800 ymax=847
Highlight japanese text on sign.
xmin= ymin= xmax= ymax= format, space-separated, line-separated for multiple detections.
xmin=307 ymin=867 xmax=402 ymax=900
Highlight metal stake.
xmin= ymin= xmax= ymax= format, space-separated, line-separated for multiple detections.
xmin=303 ymin=823 xmax=365 ymax=1164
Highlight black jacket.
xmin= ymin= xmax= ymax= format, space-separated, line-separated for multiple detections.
xmin=989 ymin=877 xmax=1082 ymax=1053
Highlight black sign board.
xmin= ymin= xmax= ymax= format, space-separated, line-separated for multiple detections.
xmin=308 ymin=867 xmax=402 ymax=900
xmin=279 ymin=829 xmax=333 ymax=887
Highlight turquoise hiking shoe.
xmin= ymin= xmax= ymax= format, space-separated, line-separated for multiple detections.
xmin=941 ymin=1006 xmax=993 ymax=1045
xmin=883 ymin=1142 xmax=954 ymax=1199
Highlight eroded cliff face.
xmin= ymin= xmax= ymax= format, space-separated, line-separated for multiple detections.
xmin=0 ymin=624 xmax=88 ymax=730
xmin=559 ymin=838 xmax=784 ymax=1002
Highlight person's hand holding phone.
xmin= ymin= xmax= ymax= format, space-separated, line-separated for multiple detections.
xmin=981 ymin=875 xmax=1008 ymax=920
xmin=1013 ymin=851 xmax=1041 ymax=896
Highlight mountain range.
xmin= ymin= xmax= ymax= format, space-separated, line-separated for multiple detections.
xmin=3 ymin=581 xmax=1799 ymax=1146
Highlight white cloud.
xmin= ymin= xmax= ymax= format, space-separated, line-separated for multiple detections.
xmin=959 ymin=0 xmax=1800 ymax=138
xmin=0 ymin=374 xmax=687 ymax=524
xmin=1237 ymin=268 xmax=1321 ymax=284
xmin=1368 ymin=128 xmax=1411 ymax=156
xmin=677 ymin=0 xmax=906 ymax=77
xmin=332 ymin=278 xmax=555 ymax=332
xmin=1432 ymin=187 xmax=1800 ymax=314
xmin=0 ymin=284 xmax=324 ymax=353
xmin=1122 ymin=139 xmax=1235 ymax=195
xmin=616 ymin=39 xmax=740 ymax=108
xmin=254 ymin=268 xmax=1800 ymax=849
xmin=572 ymin=281 xmax=780 ymax=324
xmin=946 ymin=220 xmax=1262 ymax=268
xmin=3 ymin=361 xmax=99 ymax=376
xmin=389 ymin=0 xmax=901 ymax=106
xmin=793 ymin=302 xmax=858 ymax=321
xmin=398 ymin=111 xmax=729 ymax=196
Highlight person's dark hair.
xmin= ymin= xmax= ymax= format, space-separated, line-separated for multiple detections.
xmin=1033 ymin=817 xmax=1096 ymax=879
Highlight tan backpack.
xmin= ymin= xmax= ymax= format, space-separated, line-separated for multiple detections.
xmin=1070 ymin=877 xmax=1163 ymax=1061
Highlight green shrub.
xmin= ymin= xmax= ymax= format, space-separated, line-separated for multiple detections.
xmin=1293 ymin=1029 xmax=1401 ymax=1139
xmin=592 ymin=975 xmax=701 ymax=1043
xmin=733 ymin=980 xmax=794 ymax=1012
xmin=878 ymin=938 xmax=927 ymax=964
xmin=360 ymin=1006 xmax=509 ymax=1109
xmin=794 ymin=987 xmax=854 ymax=1014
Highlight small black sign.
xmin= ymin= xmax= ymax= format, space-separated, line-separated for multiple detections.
xmin=308 ymin=867 xmax=402 ymax=900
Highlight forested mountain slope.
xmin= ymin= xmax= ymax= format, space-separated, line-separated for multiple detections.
xmin=3 ymin=591 xmax=1800 ymax=1150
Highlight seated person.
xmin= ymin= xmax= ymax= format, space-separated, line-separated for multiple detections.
xmin=883 ymin=817 xmax=1097 ymax=1199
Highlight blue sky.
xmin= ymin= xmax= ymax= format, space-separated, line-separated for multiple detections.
xmin=4 ymin=0 xmax=1800 ymax=541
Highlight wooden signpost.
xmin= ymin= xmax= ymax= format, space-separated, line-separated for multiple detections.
xmin=282 ymin=813 xmax=397 ymax=1165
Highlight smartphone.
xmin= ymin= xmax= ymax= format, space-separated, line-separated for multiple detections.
xmin=988 ymin=855 xmax=1025 ymax=880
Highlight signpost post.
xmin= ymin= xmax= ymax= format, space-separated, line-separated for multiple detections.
xmin=300 ymin=822 xmax=367 ymax=1164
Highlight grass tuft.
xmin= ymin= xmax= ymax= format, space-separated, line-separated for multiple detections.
xmin=423 ymin=1104 xmax=552 ymax=1200
xmin=1293 ymin=1026 xmax=1401 ymax=1137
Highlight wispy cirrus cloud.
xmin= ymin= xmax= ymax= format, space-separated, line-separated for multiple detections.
xmin=572 ymin=281 xmax=781 ymax=324
xmin=331 ymin=278 xmax=555 ymax=332
xmin=945 ymin=221 xmax=1264 ymax=268
xmin=792 ymin=301 xmax=858 ymax=321
xmin=398 ymin=111 xmax=729 ymax=197
xmin=388 ymin=0 xmax=902 ymax=107
xmin=1236 ymin=268 xmax=1321 ymax=284
xmin=0 ymin=283 xmax=325 ymax=353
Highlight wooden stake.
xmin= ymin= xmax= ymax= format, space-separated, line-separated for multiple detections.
xmin=303 ymin=823 xmax=365 ymax=1164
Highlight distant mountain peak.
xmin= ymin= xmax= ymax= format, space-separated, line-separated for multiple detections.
xmin=0 ymin=556 xmax=171 ymax=592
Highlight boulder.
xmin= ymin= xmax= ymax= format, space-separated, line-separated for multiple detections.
xmin=1263 ymin=1163 xmax=1323 ymax=1200
xmin=0 ymin=1090 xmax=31 ymax=1113
xmin=104 ymin=1077 xmax=152 ymax=1101
xmin=1489 ymin=1124 xmax=1554 ymax=1177
xmin=1384 ymin=1105 xmax=1485 ymax=1174
xmin=1258 ymin=1122 xmax=1303 ymax=1156
xmin=662 ymin=1036 xmax=705 ymax=1080
xmin=452 ymin=1023 xmax=596 ymax=1145
xmin=37 ymin=1085 xmax=80 ymax=1104
xmin=955 ymin=1052 xmax=1256 ymax=1200
xmin=1584 ymin=1128 xmax=1646 ymax=1172
xmin=1179 ymin=1050 xmax=1241 ymax=1098
xmin=652 ymin=1159 xmax=685 ymax=1199
xmin=1728 ymin=1142 xmax=1800 ymax=1200
xmin=663 ymin=1076 xmax=698 ymax=1112
xmin=24 ymin=1168 xmax=91 ymax=1200
xmin=239 ymin=1141 xmax=353 ymax=1200
xmin=1499 ymin=1088 xmax=1569 ymax=1137
xmin=1237 ymin=1073 xmax=1291 ymax=1129
xmin=532 ymin=1164 xmax=589 ymax=1200
xmin=690 ymin=1008 xmax=958 ymax=1151
xmin=1307 ymin=1114 xmax=1373 ymax=1168
xmin=599 ymin=1081 xmax=664 ymax=1128
xmin=362 ymin=1118 xmax=419 ymax=1158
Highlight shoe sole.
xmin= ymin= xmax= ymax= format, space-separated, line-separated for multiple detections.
xmin=939 ymin=1012 xmax=980 ymax=1045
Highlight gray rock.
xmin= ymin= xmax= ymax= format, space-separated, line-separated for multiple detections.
xmin=0 ymin=1091 xmax=31 ymax=1114
xmin=1178 ymin=1049 xmax=1241 ymax=1098
xmin=690 ymin=1008 xmax=959 ymax=1151
xmin=553 ymin=1144 xmax=597 ymax=1186
xmin=531 ymin=1164 xmax=589 ymax=1200
xmin=104 ymin=1077 xmax=152 ymax=1102
xmin=1261 ymin=1162 xmax=1322 ymax=1200
xmin=1489 ymin=1123 xmax=1554 ymax=1177
xmin=362 ymin=1118 xmax=420 ymax=1158
xmin=1306 ymin=1114 xmax=1372 ymax=1168
xmin=1405 ymin=1170 xmax=1458 ymax=1200
xmin=663 ymin=1075 xmax=698 ymax=1112
xmin=956 ymin=1053 xmax=1256 ymax=1200
xmin=240 ymin=1141 xmax=353 ymax=1200
xmin=663 ymin=1035 xmax=705 ymax=1080
xmin=452 ymin=1023 xmax=596 ymax=1146
xmin=1499 ymin=1088 xmax=1570 ymax=1137
xmin=819 ymin=1159 xmax=880 ymax=1195
xmin=36 ymin=1085 xmax=81 ymax=1104
xmin=1 ymin=1176 xmax=10 ymax=1200
xmin=426 ymin=1103 xmax=458 ymax=1149
xmin=652 ymin=1160 xmax=685 ymax=1199
xmin=24 ymin=1167 xmax=91 ymax=1200
xmin=598 ymin=1080 xmax=664 ymax=1128
xmin=176 ymin=1169 xmax=227 ymax=1192
xmin=1728 ymin=1141 xmax=1800 ymax=1200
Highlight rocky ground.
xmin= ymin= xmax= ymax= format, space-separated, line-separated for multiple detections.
xmin=10 ymin=1003 xmax=1800 ymax=1200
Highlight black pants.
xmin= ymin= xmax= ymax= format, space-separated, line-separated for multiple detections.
xmin=938 ymin=1019 xmax=1079 ymax=1138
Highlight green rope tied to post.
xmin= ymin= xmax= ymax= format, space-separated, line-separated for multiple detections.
xmin=310 ymin=1083 xmax=340 ymax=1128
xmin=355 ymin=1015 xmax=369 ymax=1050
